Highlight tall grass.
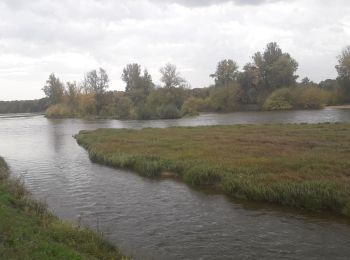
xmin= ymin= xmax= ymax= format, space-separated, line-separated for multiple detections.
xmin=75 ymin=123 xmax=350 ymax=217
xmin=0 ymin=157 xmax=127 ymax=259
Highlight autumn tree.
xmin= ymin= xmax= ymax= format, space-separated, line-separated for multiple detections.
xmin=83 ymin=68 xmax=109 ymax=113
xmin=66 ymin=81 xmax=79 ymax=108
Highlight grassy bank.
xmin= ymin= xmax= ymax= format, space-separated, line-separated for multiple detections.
xmin=75 ymin=123 xmax=350 ymax=217
xmin=0 ymin=157 xmax=126 ymax=259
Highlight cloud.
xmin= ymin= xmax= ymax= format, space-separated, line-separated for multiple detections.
xmin=0 ymin=0 xmax=349 ymax=100
xmin=149 ymin=0 xmax=284 ymax=7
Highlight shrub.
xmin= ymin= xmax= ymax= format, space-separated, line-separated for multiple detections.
xmin=298 ymin=87 xmax=327 ymax=109
xmin=207 ymin=84 xmax=243 ymax=112
xmin=157 ymin=104 xmax=181 ymax=119
xmin=263 ymin=88 xmax=294 ymax=110
xmin=181 ymin=97 xmax=205 ymax=116
xmin=263 ymin=86 xmax=329 ymax=110
xmin=45 ymin=104 xmax=74 ymax=118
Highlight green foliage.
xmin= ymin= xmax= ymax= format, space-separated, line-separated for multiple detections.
xmin=42 ymin=74 xmax=65 ymax=105
xmin=298 ymin=87 xmax=328 ymax=109
xmin=263 ymin=86 xmax=328 ymax=110
xmin=75 ymin=123 xmax=350 ymax=217
xmin=147 ymin=87 xmax=187 ymax=116
xmin=160 ymin=63 xmax=186 ymax=88
xmin=181 ymin=97 xmax=205 ymax=116
xmin=206 ymin=84 xmax=242 ymax=112
xmin=82 ymin=68 xmax=110 ymax=113
xmin=0 ymin=157 xmax=126 ymax=259
xmin=157 ymin=104 xmax=181 ymax=119
xmin=240 ymin=42 xmax=298 ymax=104
xmin=210 ymin=59 xmax=239 ymax=87
xmin=263 ymin=88 xmax=294 ymax=110
xmin=122 ymin=64 xmax=154 ymax=105
xmin=115 ymin=96 xmax=133 ymax=119
xmin=0 ymin=98 xmax=49 ymax=114
xmin=336 ymin=46 xmax=350 ymax=102
xmin=41 ymin=43 xmax=346 ymax=120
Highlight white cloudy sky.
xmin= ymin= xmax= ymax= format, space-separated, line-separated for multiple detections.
xmin=0 ymin=0 xmax=350 ymax=100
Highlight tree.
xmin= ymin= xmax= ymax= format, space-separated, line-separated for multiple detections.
xmin=122 ymin=63 xmax=142 ymax=93
xmin=160 ymin=63 xmax=186 ymax=88
xmin=241 ymin=42 xmax=298 ymax=103
xmin=83 ymin=68 xmax=109 ymax=113
xmin=42 ymin=73 xmax=65 ymax=105
xmin=301 ymin=77 xmax=311 ymax=85
xmin=239 ymin=63 xmax=261 ymax=103
xmin=207 ymin=84 xmax=243 ymax=112
xmin=336 ymin=46 xmax=350 ymax=101
xmin=121 ymin=63 xmax=155 ymax=105
xmin=210 ymin=59 xmax=239 ymax=87
xmin=66 ymin=81 xmax=79 ymax=108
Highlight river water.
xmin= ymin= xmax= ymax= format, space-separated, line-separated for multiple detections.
xmin=1 ymin=108 xmax=350 ymax=259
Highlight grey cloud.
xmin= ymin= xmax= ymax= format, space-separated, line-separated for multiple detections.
xmin=150 ymin=0 xmax=284 ymax=7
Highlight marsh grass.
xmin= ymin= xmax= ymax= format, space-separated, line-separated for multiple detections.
xmin=0 ymin=157 xmax=127 ymax=260
xmin=76 ymin=123 xmax=350 ymax=217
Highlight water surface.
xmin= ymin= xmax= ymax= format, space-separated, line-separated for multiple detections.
xmin=1 ymin=108 xmax=350 ymax=259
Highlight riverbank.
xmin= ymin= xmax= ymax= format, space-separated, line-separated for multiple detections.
xmin=0 ymin=157 xmax=126 ymax=259
xmin=75 ymin=123 xmax=350 ymax=217
xmin=327 ymin=104 xmax=350 ymax=109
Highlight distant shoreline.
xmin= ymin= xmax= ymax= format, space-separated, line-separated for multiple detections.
xmin=327 ymin=104 xmax=350 ymax=109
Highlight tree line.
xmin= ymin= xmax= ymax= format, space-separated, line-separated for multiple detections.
xmin=0 ymin=98 xmax=49 ymax=114
xmin=19 ymin=42 xmax=350 ymax=118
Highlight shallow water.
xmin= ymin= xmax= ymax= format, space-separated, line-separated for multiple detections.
xmin=1 ymin=108 xmax=350 ymax=259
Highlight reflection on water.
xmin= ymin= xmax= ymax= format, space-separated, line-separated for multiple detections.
xmin=1 ymin=108 xmax=350 ymax=259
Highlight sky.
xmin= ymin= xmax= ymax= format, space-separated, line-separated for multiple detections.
xmin=0 ymin=0 xmax=350 ymax=101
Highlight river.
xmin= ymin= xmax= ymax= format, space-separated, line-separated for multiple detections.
xmin=1 ymin=108 xmax=350 ymax=259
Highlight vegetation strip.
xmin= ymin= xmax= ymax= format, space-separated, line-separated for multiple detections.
xmin=0 ymin=157 xmax=127 ymax=259
xmin=75 ymin=123 xmax=350 ymax=217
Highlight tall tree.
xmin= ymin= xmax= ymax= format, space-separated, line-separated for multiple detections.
xmin=66 ymin=81 xmax=79 ymax=108
xmin=160 ymin=63 xmax=186 ymax=88
xmin=238 ymin=63 xmax=261 ymax=103
xmin=336 ymin=46 xmax=350 ymax=100
xmin=240 ymin=42 xmax=298 ymax=103
xmin=42 ymin=73 xmax=65 ymax=105
xmin=122 ymin=63 xmax=142 ymax=93
xmin=83 ymin=68 xmax=109 ymax=113
xmin=210 ymin=59 xmax=239 ymax=87
xmin=121 ymin=63 xmax=154 ymax=105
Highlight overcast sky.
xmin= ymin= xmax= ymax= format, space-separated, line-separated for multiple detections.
xmin=1 ymin=0 xmax=350 ymax=100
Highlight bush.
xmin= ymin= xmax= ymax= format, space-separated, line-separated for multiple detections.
xmin=206 ymin=84 xmax=243 ymax=112
xmin=263 ymin=86 xmax=328 ymax=110
xmin=115 ymin=97 xmax=134 ymax=119
xmin=263 ymin=88 xmax=294 ymax=110
xmin=45 ymin=104 xmax=74 ymax=118
xmin=77 ymin=94 xmax=96 ymax=115
xmin=298 ymin=87 xmax=327 ymax=109
xmin=181 ymin=97 xmax=205 ymax=116
xmin=157 ymin=104 xmax=181 ymax=119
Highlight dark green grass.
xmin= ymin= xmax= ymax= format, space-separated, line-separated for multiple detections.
xmin=0 ymin=157 xmax=127 ymax=260
xmin=75 ymin=123 xmax=350 ymax=217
